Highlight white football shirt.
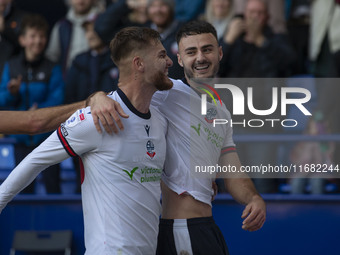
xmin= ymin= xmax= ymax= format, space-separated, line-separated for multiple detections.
xmin=0 ymin=89 xmax=167 ymax=255
xmin=152 ymin=79 xmax=235 ymax=206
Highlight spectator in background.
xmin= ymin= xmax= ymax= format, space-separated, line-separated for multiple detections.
xmin=285 ymin=0 xmax=310 ymax=75
xmin=218 ymin=0 xmax=296 ymax=193
xmin=219 ymin=0 xmax=295 ymax=78
xmin=203 ymin=0 xmax=235 ymax=41
xmin=289 ymin=117 xmax=335 ymax=194
xmin=174 ymin=0 xmax=205 ymax=22
xmin=94 ymin=0 xmax=183 ymax=79
xmin=233 ymin=0 xmax=287 ymax=34
xmin=127 ymin=0 xmax=148 ymax=25
xmin=147 ymin=0 xmax=183 ymax=79
xmin=309 ymin=0 xmax=340 ymax=78
xmin=45 ymin=0 xmax=102 ymax=77
xmin=0 ymin=0 xmax=28 ymax=77
xmin=65 ymin=15 xmax=118 ymax=104
xmin=307 ymin=0 xmax=340 ymax=193
xmin=0 ymin=14 xmax=64 ymax=193
xmin=65 ymin=15 xmax=119 ymax=192
xmin=94 ymin=0 xmax=150 ymax=48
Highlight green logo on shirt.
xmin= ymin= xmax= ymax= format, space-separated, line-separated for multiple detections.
xmin=191 ymin=123 xmax=201 ymax=136
xmin=122 ymin=167 xmax=138 ymax=180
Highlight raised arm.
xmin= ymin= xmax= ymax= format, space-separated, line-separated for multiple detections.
xmin=218 ymin=152 xmax=266 ymax=232
xmin=0 ymin=90 xmax=129 ymax=135
xmin=0 ymin=101 xmax=85 ymax=135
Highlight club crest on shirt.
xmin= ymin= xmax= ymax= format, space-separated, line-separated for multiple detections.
xmin=146 ymin=140 xmax=155 ymax=158
xmin=205 ymin=108 xmax=217 ymax=123
xmin=66 ymin=109 xmax=86 ymax=127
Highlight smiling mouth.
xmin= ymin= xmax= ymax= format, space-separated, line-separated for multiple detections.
xmin=194 ymin=64 xmax=210 ymax=71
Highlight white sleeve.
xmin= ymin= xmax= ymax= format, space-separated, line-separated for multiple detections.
xmin=151 ymin=90 xmax=170 ymax=108
xmin=0 ymin=131 xmax=69 ymax=213
xmin=223 ymin=108 xmax=235 ymax=148
xmin=57 ymin=108 xmax=102 ymax=157
xmin=0 ymin=108 xmax=102 ymax=213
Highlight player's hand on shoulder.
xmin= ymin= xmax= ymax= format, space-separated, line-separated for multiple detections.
xmin=241 ymin=195 xmax=266 ymax=232
xmin=87 ymin=91 xmax=129 ymax=134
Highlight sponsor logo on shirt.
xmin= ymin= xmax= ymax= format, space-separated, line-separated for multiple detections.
xmin=121 ymin=166 xmax=161 ymax=183
xmin=66 ymin=109 xmax=86 ymax=127
xmin=191 ymin=122 xmax=224 ymax=149
xmin=140 ymin=167 xmax=161 ymax=183
xmin=122 ymin=167 xmax=138 ymax=180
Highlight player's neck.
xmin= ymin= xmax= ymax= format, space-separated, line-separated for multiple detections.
xmin=118 ymin=80 xmax=155 ymax=114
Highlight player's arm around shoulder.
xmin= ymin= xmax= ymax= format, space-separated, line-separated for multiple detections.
xmin=218 ymin=152 xmax=266 ymax=232
xmin=88 ymin=91 xmax=129 ymax=134
xmin=61 ymin=107 xmax=105 ymax=155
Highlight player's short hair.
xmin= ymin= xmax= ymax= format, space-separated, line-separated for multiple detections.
xmin=19 ymin=14 xmax=49 ymax=35
xmin=110 ymin=26 xmax=161 ymax=66
xmin=176 ymin=20 xmax=218 ymax=45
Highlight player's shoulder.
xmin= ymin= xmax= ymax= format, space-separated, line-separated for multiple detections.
xmin=63 ymin=107 xmax=96 ymax=131
xmin=150 ymin=105 xmax=167 ymax=125
xmin=169 ymin=78 xmax=190 ymax=90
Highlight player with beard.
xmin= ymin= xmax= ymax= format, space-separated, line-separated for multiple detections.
xmin=90 ymin=21 xmax=266 ymax=255
xmin=0 ymin=27 xmax=173 ymax=255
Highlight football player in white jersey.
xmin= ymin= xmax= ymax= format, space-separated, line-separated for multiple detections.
xmin=0 ymin=26 xmax=173 ymax=255
xmin=90 ymin=21 xmax=266 ymax=255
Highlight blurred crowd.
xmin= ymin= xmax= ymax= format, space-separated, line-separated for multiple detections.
xmin=0 ymin=0 xmax=340 ymax=195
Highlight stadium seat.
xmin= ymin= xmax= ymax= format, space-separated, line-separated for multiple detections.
xmin=10 ymin=230 xmax=72 ymax=255
xmin=0 ymin=144 xmax=15 ymax=182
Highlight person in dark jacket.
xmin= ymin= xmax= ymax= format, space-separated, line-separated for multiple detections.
xmin=0 ymin=0 xmax=28 ymax=77
xmin=94 ymin=0 xmax=183 ymax=79
xmin=45 ymin=0 xmax=101 ymax=77
xmin=0 ymin=14 xmax=64 ymax=194
xmin=65 ymin=16 xmax=118 ymax=104
xmin=218 ymin=0 xmax=295 ymax=78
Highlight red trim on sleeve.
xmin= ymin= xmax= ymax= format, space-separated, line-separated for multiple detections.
xmin=57 ymin=126 xmax=77 ymax=157
xmin=221 ymin=146 xmax=236 ymax=155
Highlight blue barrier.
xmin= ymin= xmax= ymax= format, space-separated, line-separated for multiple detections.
xmin=0 ymin=194 xmax=340 ymax=255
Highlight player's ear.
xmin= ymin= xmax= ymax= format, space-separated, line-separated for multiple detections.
xmin=177 ymin=53 xmax=183 ymax=67
xmin=133 ymin=56 xmax=144 ymax=71
xmin=218 ymin=46 xmax=223 ymax=61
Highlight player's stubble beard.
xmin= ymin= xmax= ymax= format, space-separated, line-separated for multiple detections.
xmin=153 ymin=70 xmax=173 ymax=91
